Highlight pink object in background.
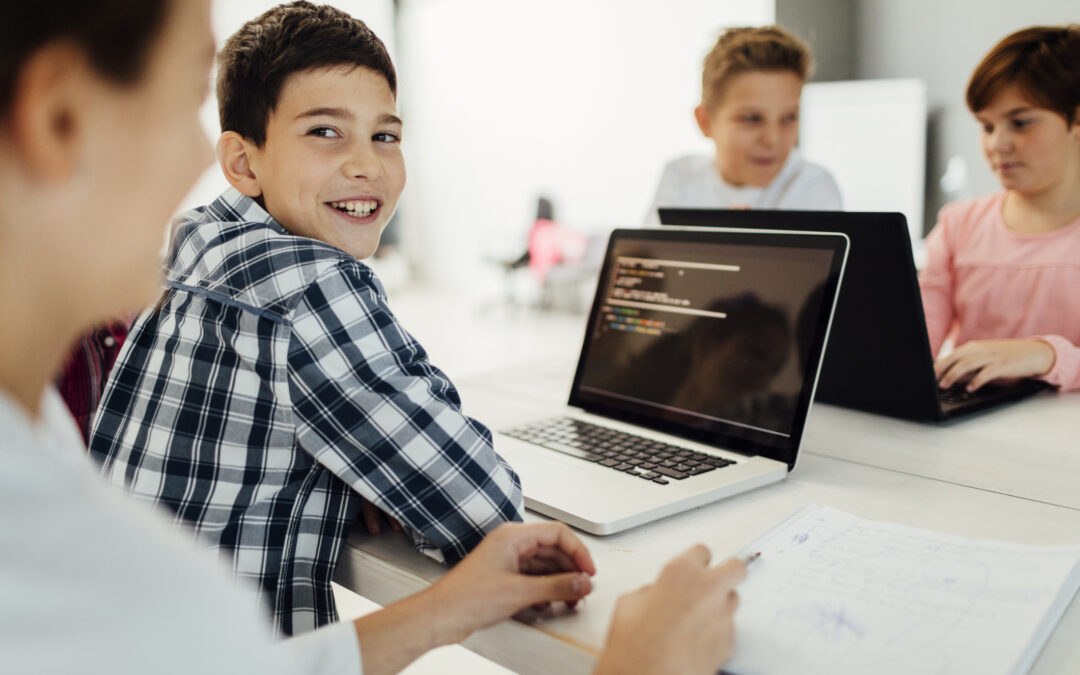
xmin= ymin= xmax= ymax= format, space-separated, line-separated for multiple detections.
xmin=527 ymin=218 xmax=587 ymax=283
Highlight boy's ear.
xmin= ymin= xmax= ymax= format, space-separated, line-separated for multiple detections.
xmin=7 ymin=42 xmax=89 ymax=180
xmin=216 ymin=131 xmax=263 ymax=198
xmin=693 ymin=105 xmax=712 ymax=137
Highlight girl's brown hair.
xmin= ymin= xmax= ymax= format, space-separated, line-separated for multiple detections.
xmin=966 ymin=25 xmax=1080 ymax=125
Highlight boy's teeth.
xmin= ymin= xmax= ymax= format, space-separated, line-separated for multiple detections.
xmin=331 ymin=200 xmax=377 ymax=216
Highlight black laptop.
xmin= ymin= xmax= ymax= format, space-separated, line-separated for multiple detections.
xmin=658 ymin=208 xmax=1049 ymax=422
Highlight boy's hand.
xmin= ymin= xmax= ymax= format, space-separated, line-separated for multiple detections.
xmin=426 ymin=522 xmax=596 ymax=642
xmin=352 ymin=522 xmax=594 ymax=675
xmin=935 ymin=338 xmax=1055 ymax=391
xmin=595 ymin=545 xmax=746 ymax=675
xmin=358 ymin=497 xmax=403 ymax=535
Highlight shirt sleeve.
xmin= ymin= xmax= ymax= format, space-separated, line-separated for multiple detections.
xmin=643 ymin=161 xmax=677 ymax=225
xmin=4 ymin=399 xmax=363 ymax=675
xmin=282 ymin=621 xmax=363 ymax=675
xmin=1036 ymin=334 xmax=1080 ymax=392
xmin=286 ymin=260 xmax=524 ymax=565
xmin=778 ymin=168 xmax=844 ymax=212
xmin=918 ymin=210 xmax=958 ymax=356
xmin=801 ymin=173 xmax=844 ymax=211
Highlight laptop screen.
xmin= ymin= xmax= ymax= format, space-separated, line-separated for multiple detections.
xmin=568 ymin=227 xmax=847 ymax=469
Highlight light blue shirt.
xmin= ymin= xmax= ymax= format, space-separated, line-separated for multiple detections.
xmin=644 ymin=150 xmax=843 ymax=223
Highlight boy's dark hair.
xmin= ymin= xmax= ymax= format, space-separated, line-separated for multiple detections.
xmin=967 ymin=25 xmax=1080 ymax=126
xmin=218 ymin=1 xmax=397 ymax=147
xmin=701 ymin=26 xmax=812 ymax=111
xmin=0 ymin=0 xmax=171 ymax=118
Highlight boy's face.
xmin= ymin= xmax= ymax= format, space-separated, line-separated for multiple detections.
xmin=695 ymin=71 xmax=803 ymax=188
xmin=976 ymin=85 xmax=1080 ymax=197
xmin=243 ymin=66 xmax=405 ymax=259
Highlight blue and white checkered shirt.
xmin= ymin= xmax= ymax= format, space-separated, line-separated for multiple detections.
xmin=89 ymin=188 xmax=524 ymax=635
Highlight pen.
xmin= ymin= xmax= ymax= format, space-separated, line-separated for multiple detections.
xmin=741 ymin=551 xmax=762 ymax=567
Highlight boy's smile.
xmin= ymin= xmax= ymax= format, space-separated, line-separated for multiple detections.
xmin=234 ymin=65 xmax=405 ymax=259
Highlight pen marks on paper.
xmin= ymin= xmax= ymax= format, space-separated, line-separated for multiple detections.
xmin=767 ymin=524 xmax=990 ymax=672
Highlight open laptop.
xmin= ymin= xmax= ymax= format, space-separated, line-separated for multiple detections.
xmin=659 ymin=208 xmax=1050 ymax=421
xmin=494 ymin=226 xmax=848 ymax=535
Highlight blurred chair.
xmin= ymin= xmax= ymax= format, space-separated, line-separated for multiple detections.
xmin=485 ymin=196 xmax=605 ymax=313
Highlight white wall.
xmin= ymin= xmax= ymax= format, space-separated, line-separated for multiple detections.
xmin=396 ymin=0 xmax=774 ymax=288
xmin=800 ymin=79 xmax=927 ymax=249
xmin=177 ymin=0 xmax=397 ymax=214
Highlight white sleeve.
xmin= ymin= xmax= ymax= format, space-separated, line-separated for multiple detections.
xmin=0 ymin=394 xmax=363 ymax=675
xmin=284 ymin=622 xmax=363 ymax=675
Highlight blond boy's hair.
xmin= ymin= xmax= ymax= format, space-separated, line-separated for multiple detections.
xmin=702 ymin=26 xmax=813 ymax=111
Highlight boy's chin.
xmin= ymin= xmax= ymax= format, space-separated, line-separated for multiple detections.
xmin=342 ymin=238 xmax=382 ymax=261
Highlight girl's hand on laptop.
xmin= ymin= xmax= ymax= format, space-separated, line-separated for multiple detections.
xmin=425 ymin=522 xmax=596 ymax=642
xmin=935 ymin=338 xmax=1055 ymax=391
xmin=595 ymin=546 xmax=746 ymax=675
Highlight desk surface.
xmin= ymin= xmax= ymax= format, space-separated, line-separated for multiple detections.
xmin=338 ymin=369 xmax=1080 ymax=675
xmin=462 ymin=359 xmax=1080 ymax=512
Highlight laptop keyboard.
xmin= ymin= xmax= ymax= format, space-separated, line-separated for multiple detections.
xmin=502 ymin=417 xmax=735 ymax=485
xmin=938 ymin=383 xmax=979 ymax=405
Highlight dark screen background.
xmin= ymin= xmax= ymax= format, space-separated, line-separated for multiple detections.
xmin=576 ymin=238 xmax=834 ymax=438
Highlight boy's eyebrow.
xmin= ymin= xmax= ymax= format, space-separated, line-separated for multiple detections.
xmin=294 ymin=108 xmax=403 ymax=126
xmin=295 ymin=107 xmax=354 ymax=121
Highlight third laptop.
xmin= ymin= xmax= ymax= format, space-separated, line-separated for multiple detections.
xmin=658 ymin=208 xmax=1049 ymax=422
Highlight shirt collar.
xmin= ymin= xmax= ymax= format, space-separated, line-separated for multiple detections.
xmin=207 ymin=187 xmax=288 ymax=235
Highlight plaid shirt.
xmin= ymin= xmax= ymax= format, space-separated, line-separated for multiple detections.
xmin=89 ymin=189 xmax=523 ymax=636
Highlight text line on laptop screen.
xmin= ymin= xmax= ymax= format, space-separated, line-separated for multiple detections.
xmin=576 ymin=240 xmax=834 ymax=439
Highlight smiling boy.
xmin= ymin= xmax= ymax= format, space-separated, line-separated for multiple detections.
xmin=88 ymin=1 xmax=523 ymax=636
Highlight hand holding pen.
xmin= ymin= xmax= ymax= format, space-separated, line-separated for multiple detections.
xmin=595 ymin=545 xmax=748 ymax=675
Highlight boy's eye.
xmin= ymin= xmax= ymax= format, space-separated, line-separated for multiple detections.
xmin=738 ymin=114 xmax=763 ymax=125
xmin=781 ymin=113 xmax=799 ymax=125
xmin=373 ymin=131 xmax=401 ymax=143
xmin=980 ymin=122 xmax=994 ymax=134
xmin=1010 ymin=117 xmax=1034 ymax=130
xmin=308 ymin=126 xmax=341 ymax=139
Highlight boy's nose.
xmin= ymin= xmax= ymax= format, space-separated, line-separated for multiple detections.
xmin=759 ymin=123 xmax=780 ymax=148
xmin=342 ymin=144 xmax=382 ymax=179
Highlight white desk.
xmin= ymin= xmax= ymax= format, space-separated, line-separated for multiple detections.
xmin=337 ymin=373 xmax=1080 ymax=675
xmin=803 ymin=394 xmax=1080 ymax=510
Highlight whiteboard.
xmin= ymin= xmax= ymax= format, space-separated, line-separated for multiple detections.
xmin=800 ymin=79 xmax=927 ymax=254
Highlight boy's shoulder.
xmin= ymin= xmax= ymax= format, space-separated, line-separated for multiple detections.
xmin=166 ymin=189 xmax=382 ymax=319
xmin=662 ymin=154 xmax=714 ymax=178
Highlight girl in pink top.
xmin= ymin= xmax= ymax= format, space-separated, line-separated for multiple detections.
xmin=920 ymin=25 xmax=1080 ymax=393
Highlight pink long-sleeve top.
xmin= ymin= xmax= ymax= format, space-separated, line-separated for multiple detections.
xmin=919 ymin=193 xmax=1080 ymax=392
